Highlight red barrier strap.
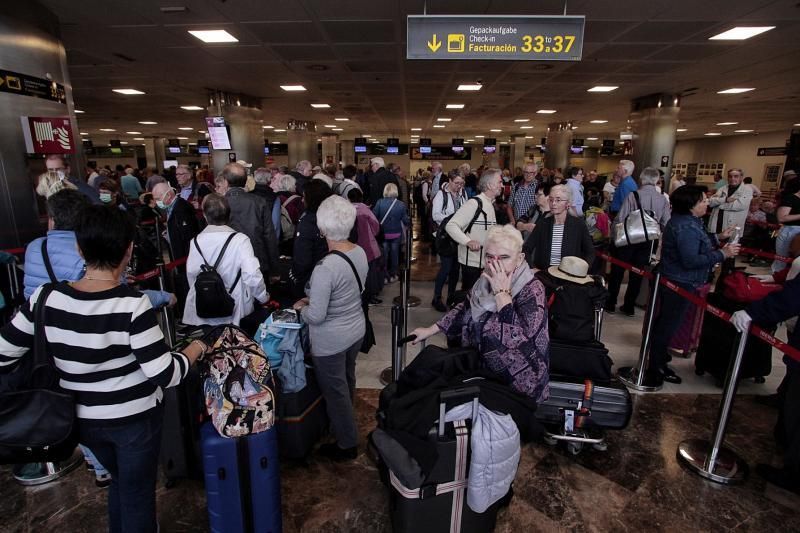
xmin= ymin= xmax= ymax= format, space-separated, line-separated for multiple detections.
xmin=166 ymin=256 xmax=187 ymax=271
xmin=747 ymin=219 xmax=782 ymax=230
xmin=739 ymin=246 xmax=791 ymax=264
xmin=140 ymin=219 xmax=156 ymax=226
xmin=1 ymin=247 xmax=25 ymax=256
xmin=596 ymin=251 xmax=655 ymax=280
xmin=132 ymin=268 xmax=160 ymax=282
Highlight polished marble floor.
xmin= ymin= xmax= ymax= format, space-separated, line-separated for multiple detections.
xmin=2 ymin=235 xmax=797 ymax=532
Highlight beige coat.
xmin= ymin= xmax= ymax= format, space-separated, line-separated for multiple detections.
xmin=707 ymin=183 xmax=753 ymax=233
xmin=445 ymin=192 xmax=497 ymax=269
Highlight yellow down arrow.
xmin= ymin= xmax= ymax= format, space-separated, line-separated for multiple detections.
xmin=427 ymin=34 xmax=441 ymax=52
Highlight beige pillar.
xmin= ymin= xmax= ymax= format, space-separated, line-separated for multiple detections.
xmin=629 ymin=93 xmax=680 ymax=181
xmin=287 ymin=120 xmax=317 ymax=169
xmin=340 ymin=140 xmax=355 ymax=166
xmin=545 ymin=122 xmax=574 ymax=171
xmin=511 ymin=134 xmax=528 ymax=172
xmin=321 ymin=133 xmax=338 ymax=167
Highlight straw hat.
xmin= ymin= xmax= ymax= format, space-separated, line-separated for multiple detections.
xmin=236 ymin=159 xmax=253 ymax=168
xmin=547 ymin=256 xmax=593 ymax=285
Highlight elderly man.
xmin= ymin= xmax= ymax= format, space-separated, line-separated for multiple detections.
xmin=289 ymin=159 xmax=313 ymax=195
xmin=367 ymin=156 xmax=398 ymax=206
xmin=175 ymin=164 xmax=212 ymax=210
xmin=506 ymin=162 xmax=539 ymax=225
xmin=707 ymin=168 xmax=753 ymax=234
xmin=609 ymin=160 xmax=637 ymax=219
xmin=220 ymin=162 xmax=279 ymax=280
xmin=446 ymin=168 xmax=501 ymax=290
xmin=250 ymin=167 xmax=281 ymax=240
xmin=605 ymin=167 xmax=671 ymax=316
xmin=430 ymin=161 xmax=445 ymax=200
xmin=152 ymin=182 xmax=200 ymax=264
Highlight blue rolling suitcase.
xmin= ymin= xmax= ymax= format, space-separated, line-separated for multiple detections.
xmin=200 ymin=423 xmax=283 ymax=533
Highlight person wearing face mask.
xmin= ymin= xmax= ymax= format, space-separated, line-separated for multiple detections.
xmin=98 ymin=180 xmax=125 ymax=210
xmin=410 ymin=225 xmax=550 ymax=402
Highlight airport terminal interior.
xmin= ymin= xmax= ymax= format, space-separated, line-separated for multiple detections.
xmin=2 ymin=0 xmax=800 ymax=531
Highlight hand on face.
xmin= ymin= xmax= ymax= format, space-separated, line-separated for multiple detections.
xmin=482 ymin=257 xmax=514 ymax=294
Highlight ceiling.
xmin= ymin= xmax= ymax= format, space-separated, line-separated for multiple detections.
xmin=38 ymin=0 xmax=800 ymax=149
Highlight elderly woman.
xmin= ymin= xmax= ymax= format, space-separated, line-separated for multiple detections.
xmin=347 ymin=188 xmax=383 ymax=305
xmin=293 ymin=195 xmax=367 ymax=461
xmin=523 ymin=184 xmax=594 ymax=270
xmin=0 ymin=205 xmax=206 ymax=532
xmin=411 ymin=225 xmax=550 ymax=402
xmin=183 ymin=194 xmax=268 ymax=329
xmin=373 ymin=182 xmax=411 ymax=283
xmin=290 ymin=180 xmax=333 ymax=298
xmin=650 ymin=186 xmax=740 ymax=385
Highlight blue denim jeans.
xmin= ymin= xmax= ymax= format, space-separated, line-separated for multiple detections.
xmin=79 ymin=409 xmax=164 ymax=533
xmin=382 ymin=238 xmax=401 ymax=277
xmin=433 ymin=254 xmax=460 ymax=301
xmin=773 ymin=225 xmax=800 ymax=273
xmin=79 ymin=444 xmax=109 ymax=477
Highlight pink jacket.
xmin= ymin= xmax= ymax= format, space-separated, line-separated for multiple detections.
xmin=354 ymin=202 xmax=381 ymax=262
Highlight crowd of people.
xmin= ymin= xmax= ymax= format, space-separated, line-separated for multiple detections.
xmin=1 ymin=151 xmax=799 ymax=533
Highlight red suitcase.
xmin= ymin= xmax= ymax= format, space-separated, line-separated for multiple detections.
xmin=668 ymin=283 xmax=711 ymax=358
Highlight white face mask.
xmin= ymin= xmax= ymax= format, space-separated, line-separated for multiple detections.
xmin=99 ymin=192 xmax=113 ymax=204
xmin=156 ymin=200 xmax=167 ymax=210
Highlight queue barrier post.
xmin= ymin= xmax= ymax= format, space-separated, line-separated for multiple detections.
xmin=154 ymin=217 xmax=164 ymax=260
xmin=676 ymin=331 xmax=749 ymax=484
xmin=157 ymin=262 xmax=177 ymax=347
xmin=393 ymin=223 xmax=421 ymax=309
xmin=617 ymin=270 xmax=663 ymax=392
xmin=380 ymin=304 xmax=402 ymax=386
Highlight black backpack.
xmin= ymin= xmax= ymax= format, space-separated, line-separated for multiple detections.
xmin=435 ymin=197 xmax=484 ymax=257
xmin=192 ymin=233 xmax=241 ymax=319
xmin=536 ymin=271 xmax=608 ymax=343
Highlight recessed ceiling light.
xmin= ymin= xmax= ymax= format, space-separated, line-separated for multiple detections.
xmin=361 ymin=134 xmax=371 ymax=137
xmin=272 ymin=141 xmax=280 ymax=145
xmin=370 ymin=140 xmax=378 ymax=143
xmin=490 ymin=129 xmax=502 ymax=132
xmin=520 ymin=126 xmax=533 ymax=129
xmin=80 ymin=132 xmax=89 ymax=135
xmin=125 ymin=131 xmax=141 ymax=135
xmin=500 ymin=141 xmax=508 ymax=144
xmin=181 ymin=105 xmax=204 ymax=111
xmin=587 ymin=86 xmax=618 ymax=93
xmin=466 ymin=139 xmax=475 ymax=142
xmin=74 ymin=109 xmax=85 ymax=114
xmin=133 ymin=137 xmax=145 ymax=140
xmin=717 ymin=88 xmax=755 ymax=94
xmin=99 ymin=128 xmax=116 ymax=132
xmin=734 ymin=129 xmax=754 ymax=133
xmin=437 ymin=118 xmax=452 ymax=122
xmin=410 ymin=140 xmax=419 ymax=143
xmin=475 ymin=135 xmax=485 ymax=138
xmin=433 ymin=125 xmax=446 ymax=128
xmin=139 ymin=121 xmax=157 ymax=125
xmin=410 ymin=135 xmax=420 ymax=138
xmin=514 ymin=119 xmax=530 ymax=123
xmin=464 ymin=141 xmax=470 ymax=144
xmin=178 ymin=127 xmax=194 ymax=130
xmin=586 ymin=137 xmax=599 ymax=140
xmin=311 ymin=104 xmax=330 ymax=108
xmin=280 ymin=85 xmax=307 ymax=91
xmin=537 ymin=109 xmax=557 ymax=114
xmin=120 ymin=141 xmax=128 ymax=145
xmin=716 ymin=122 xmax=738 ymax=126
xmin=177 ymin=137 xmax=188 ymax=140
xmin=263 ymin=125 xmax=274 ymax=129
xmin=274 ymin=129 xmax=286 ymax=132
xmin=188 ymin=29 xmax=238 ymax=43
xmin=112 ymin=88 xmax=145 ymax=95
xmin=524 ymin=136 xmax=533 ymax=139
xmin=677 ymin=128 xmax=688 ymax=132
xmin=446 ymin=104 xmax=465 ymax=109
xmin=198 ymin=130 xmax=206 ymax=133
xmin=334 ymin=117 xmax=349 ymax=121
xmin=704 ymin=132 xmax=722 ymax=136
xmin=457 ymin=84 xmax=482 ymax=91
xmin=411 ymin=128 xmax=422 ymax=131
xmin=709 ymin=26 xmax=775 ymax=40
xmin=590 ymin=120 xmax=608 ymax=124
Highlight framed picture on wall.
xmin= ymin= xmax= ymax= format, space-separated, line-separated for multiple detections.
xmin=763 ymin=163 xmax=782 ymax=184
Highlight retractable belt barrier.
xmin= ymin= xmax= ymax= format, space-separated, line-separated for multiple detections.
xmin=596 ymin=250 xmax=800 ymax=364
xmin=1 ymin=248 xmax=26 ymax=256
xmin=738 ymin=246 xmax=791 ymax=264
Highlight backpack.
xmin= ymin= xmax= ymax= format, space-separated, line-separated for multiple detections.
xmin=280 ymin=195 xmax=299 ymax=242
xmin=192 ymin=233 xmax=241 ymax=319
xmin=584 ymin=206 xmax=610 ymax=244
xmin=435 ymin=197 xmax=484 ymax=258
xmin=537 ymin=271 xmax=608 ymax=343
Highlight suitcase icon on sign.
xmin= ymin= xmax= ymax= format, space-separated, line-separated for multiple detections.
xmin=447 ymin=34 xmax=465 ymax=53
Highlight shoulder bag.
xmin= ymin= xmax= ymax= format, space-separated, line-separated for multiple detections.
xmin=376 ymin=199 xmax=398 ymax=244
xmin=614 ymin=190 xmax=661 ymax=247
xmin=0 ymin=282 xmax=79 ymax=464
xmin=329 ymin=250 xmax=375 ymax=354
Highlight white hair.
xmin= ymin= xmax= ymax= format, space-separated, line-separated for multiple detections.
xmin=478 ymin=168 xmax=502 ymax=191
xmin=383 ymin=182 xmax=398 ymax=198
xmin=619 ymin=159 xmax=635 ymax=176
xmin=312 ymin=173 xmax=333 ymax=188
xmin=486 ymin=225 xmax=524 ymax=254
xmin=458 ymin=163 xmax=471 ymax=176
xmin=276 ymin=174 xmax=296 ymax=193
xmin=639 ymin=167 xmax=660 ymax=186
xmin=296 ymin=160 xmax=312 ymax=172
xmin=550 ymin=183 xmax=572 ymax=203
xmin=317 ymin=195 xmax=356 ymax=241
xmin=253 ymin=167 xmax=271 ymax=184
xmin=371 ymin=156 xmax=385 ymax=168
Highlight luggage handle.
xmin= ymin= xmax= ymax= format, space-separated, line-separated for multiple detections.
xmin=437 ymin=386 xmax=480 ymax=437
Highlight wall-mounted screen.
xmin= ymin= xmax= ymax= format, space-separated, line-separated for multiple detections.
xmin=205 ymin=116 xmax=232 ymax=150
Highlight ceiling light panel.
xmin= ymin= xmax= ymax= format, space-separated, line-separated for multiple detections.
xmin=457 ymin=84 xmax=482 ymax=91
xmin=514 ymin=119 xmax=530 ymax=123
xmin=437 ymin=118 xmax=452 ymax=122
xmin=280 ymin=85 xmax=307 ymax=91
xmin=112 ymin=89 xmax=145 ymax=95
xmin=334 ymin=117 xmax=349 ymax=121
xmin=446 ymin=104 xmax=464 ymax=109
xmin=537 ymin=109 xmax=557 ymax=114
xmin=139 ymin=121 xmax=157 ymax=124
xmin=590 ymin=120 xmax=608 ymax=124
xmin=717 ymin=88 xmax=754 ymax=94
xmin=188 ymin=30 xmax=238 ymax=43
xmin=709 ymin=27 xmax=775 ymax=40
xmin=587 ymin=86 xmax=618 ymax=93
xmin=311 ymin=104 xmax=330 ymax=108
xmin=178 ymin=127 xmax=194 ymax=130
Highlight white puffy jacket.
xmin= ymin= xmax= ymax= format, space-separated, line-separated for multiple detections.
xmin=445 ymin=403 xmax=521 ymax=513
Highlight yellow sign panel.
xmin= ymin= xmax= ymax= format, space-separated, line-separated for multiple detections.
xmin=447 ymin=34 xmax=465 ymax=53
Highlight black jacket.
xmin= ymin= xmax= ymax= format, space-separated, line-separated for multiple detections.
xmin=166 ymin=197 xmax=200 ymax=261
xmin=289 ymin=170 xmax=309 ymax=196
xmin=225 ymin=187 xmax=279 ymax=275
xmin=290 ymin=210 xmax=328 ymax=297
xmin=523 ymin=214 xmax=595 ymax=270
xmin=251 ymin=183 xmax=277 ymax=209
xmin=368 ymin=167 xmax=399 ymax=206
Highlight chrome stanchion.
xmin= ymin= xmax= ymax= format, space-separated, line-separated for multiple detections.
xmin=157 ymin=263 xmax=177 ymax=347
xmin=380 ymin=304 xmax=402 ymax=385
xmin=618 ymin=271 xmax=662 ymax=392
xmin=393 ymin=224 xmax=420 ymax=308
xmin=12 ymin=448 xmax=83 ymax=486
xmin=154 ymin=217 xmax=165 ymax=260
xmin=677 ymin=331 xmax=749 ymax=484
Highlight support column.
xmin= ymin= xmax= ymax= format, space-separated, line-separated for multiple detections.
xmin=545 ymin=122 xmax=574 ymax=172
xmin=340 ymin=140 xmax=355 ymax=166
xmin=629 ymin=93 xmax=680 ymax=179
xmin=287 ymin=120 xmax=317 ymax=169
xmin=206 ymin=99 xmax=263 ymax=178
xmin=510 ymin=134 xmax=528 ymax=172
xmin=321 ymin=133 xmax=338 ymax=167
xmin=144 ymin=137 xmax=166 ymax=170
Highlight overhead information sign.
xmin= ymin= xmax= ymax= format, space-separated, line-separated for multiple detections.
xmin=407 ymin=15 xmax=584 ymax=61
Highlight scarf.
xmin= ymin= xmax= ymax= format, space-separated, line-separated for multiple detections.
xmin=469 ymin=261 xmax=535 ymax=323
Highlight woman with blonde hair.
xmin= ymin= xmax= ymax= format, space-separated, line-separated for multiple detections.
xmin=372 ymin=182 xmax=410 ymax=283
xmin=36 ymin=169 xmax=77 ymax=198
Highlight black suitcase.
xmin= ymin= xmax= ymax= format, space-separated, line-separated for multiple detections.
xmin=376 ymin=387 xmax=509 ymax=533
xmin=549 ymin=339 xmax=613 ymax=381
xmin=695 ymin=292 xmax=773 ymax=384
xmin=536 ymin=377 xmax=633 ymax=431
xmin=160 ymin=367 xmax=205 ymax=484
xmin=275 ymin=365 xmax=329 ymax=459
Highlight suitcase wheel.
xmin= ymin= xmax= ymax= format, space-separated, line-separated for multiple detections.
xmin=592 ymin=441 xmax=608 ymax=452
xmin=567 ymin=442 xmax=583 ymax=456
xmin=543 ymin=434 xmax=558 ymax=446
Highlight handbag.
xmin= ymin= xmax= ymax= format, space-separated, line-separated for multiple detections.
xmin=329 ymin=250 xmax=375 ymax=354
xmin=721 ymin=271 xmax=781 ymax=303
xmin=0 ymin=283 xmax=79 ymax=464
xmin=614 ymin=190 xmax=661 ymax=247
xmin=376 ymin=199 xmax=397 ymax=244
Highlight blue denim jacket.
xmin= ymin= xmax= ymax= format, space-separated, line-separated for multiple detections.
xmin=659 ymin=214 xmax=724 ymax=288
xmin=373 ymin=198 xmax=410 ymax=236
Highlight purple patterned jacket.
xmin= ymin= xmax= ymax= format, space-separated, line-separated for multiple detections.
xmin=437 ymin=279 xmax=550 ymax=402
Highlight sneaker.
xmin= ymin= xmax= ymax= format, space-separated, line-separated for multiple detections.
xmin=318 ymin=442 xmax=358 ymax=462
xmin=85 ymin=461 xmax=95 ymax=472
xmin=431 ymin=298 xmax=447 ymax=312
xmin=619 ymin=306 xmax=635 ymax=317
xmin=756 ymin=464 xmax=800 ymax=494
xmin=95 ymin=472 xmax=112 ymax=488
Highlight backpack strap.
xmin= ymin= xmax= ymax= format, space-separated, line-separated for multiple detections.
xmin=214 ymin=233 xmax=241 ymax=293
xmin=282 ymin=194 xmax=299 ymax=208
xmin=465 ymin=197 xmax=486 ymax=234
xmin=379 ymin=199 xmax=398 ymax=225
xmin=40 ymin=238 xmax=58 ymax=283
xmin=329 ymin=250 xmax=363 ymax=294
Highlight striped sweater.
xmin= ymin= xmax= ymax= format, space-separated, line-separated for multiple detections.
xmin=0 ymin=283 xmax=189 ymax=424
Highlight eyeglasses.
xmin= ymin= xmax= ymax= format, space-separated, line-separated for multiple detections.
xmin=451 ymin=180 xmax=465 ymax=186
xmin=549 ymin=197 xmax=569 ymax=203
xmin=485 ymin=253 xmax=513 ymax=262
xmin=523 ymin=171 xmax=537 ymax=175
